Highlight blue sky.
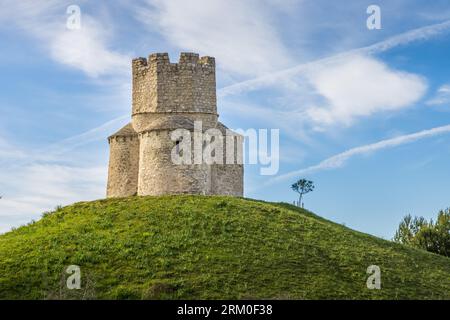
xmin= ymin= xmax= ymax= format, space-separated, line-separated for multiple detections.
xmin=1 ymin=0 xmax=450 ymax=239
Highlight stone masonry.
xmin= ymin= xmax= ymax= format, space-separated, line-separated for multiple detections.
xmin=106 ymin=52 xmax=243 ymax=197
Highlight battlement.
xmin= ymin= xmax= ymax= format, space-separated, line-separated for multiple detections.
xmin=132 ymin=52 xmax=215 ymax=70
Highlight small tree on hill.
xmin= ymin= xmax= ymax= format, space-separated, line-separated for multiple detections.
xmin=291 ymin=179 xmax=314 ymax=208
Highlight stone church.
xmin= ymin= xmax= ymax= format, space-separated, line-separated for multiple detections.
xmin=106 ymin=52 xmax=243 ymax=198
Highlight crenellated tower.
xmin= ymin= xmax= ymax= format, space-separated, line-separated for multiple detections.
xmin=107 ymin=52 xmax=243 ymax=198
xmin=131 ymin=52 xmax=218 ymax=133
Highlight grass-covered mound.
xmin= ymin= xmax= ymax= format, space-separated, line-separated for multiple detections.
xmin=0 ymin=195 xmax=449 ymax=299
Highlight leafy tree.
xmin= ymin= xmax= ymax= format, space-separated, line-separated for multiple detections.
xmin=394 ymin=209 xmax=450 ymax=257
xmin=291 ymin=179 xmax=314 ymax=208
xmin=393 ymin=214 xmax=427 ymax=245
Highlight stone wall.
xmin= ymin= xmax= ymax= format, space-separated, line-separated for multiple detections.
xmin=107 ymin=132 xmax=140 ymax=198
xmin=211 ymin=164 xmax=244 ymax=196
xmin=138 ymin=130 xmax=211 ymax=195
xmin=210 ymin=126 xmax=244 ymax=196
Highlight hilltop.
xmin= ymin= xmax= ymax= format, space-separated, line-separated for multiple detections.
xmin=0 ymin=196 xmax=449 ymax=299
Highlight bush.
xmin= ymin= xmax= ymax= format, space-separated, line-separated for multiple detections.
xmin=394 ymin=209 xmax=450 ymax=257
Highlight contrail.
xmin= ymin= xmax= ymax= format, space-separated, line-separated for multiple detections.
xmin=265 ymin=123 xmax=450 ymax=186
xmin=7 ymin=115 xmax=130 ymax=166
xmin=40 ymin=114 xmax=129 ymax=158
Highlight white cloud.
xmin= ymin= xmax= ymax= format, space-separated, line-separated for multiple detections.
xmin=218 ymin=19 xmax=450 ymax=97
xmin=49 ymin=16 xmax=129 ymax=77
xmin=0 ymin=0 xmax=60 ymax=21
xmin=136 ymin=0 xmax=293 ymax=76
xmin=0 ymin=0 xmax=129 ymax=77
xmin=0 ymin=130 xmax=112 ymax=234
xmin=426 ymin=84 xmax=450 ymax=106
xmin=219 ymin=54 xmax=427 ymax=137
xmin=305 ymin=55 xmax=428 ymax=127
xmin=0 ymin=164 xmax=107 ymax=234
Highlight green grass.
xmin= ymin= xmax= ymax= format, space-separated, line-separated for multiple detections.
xmin=0 ymin=195 xmax=449 ymax=299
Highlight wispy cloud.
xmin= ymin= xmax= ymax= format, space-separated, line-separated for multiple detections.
xmin=38 ymin=115 xmax=129 ymax=162
xmin=49 ymin=16 xmax=130 ymax=77
xmin=0 ymin=0 xmax=130 ymax=77
xmin=135 ymin=0 xmax=294 ymax=76
xmin=218 ymin=19 xmax=450 ymax=97
xmin=0 ymin=164 xmax=106 ymax=233
xmin=266 ymin=123 xmax=450 ymax=186
xmin=0 ymin=115 xmax=129 ymax=170
xmin=0 ymin=128 xmax=111 ymax=234
xmin=0 ymin=137 xmax=26 ymax=162
xmin=426 ymin=84 xmax=450 ymax=106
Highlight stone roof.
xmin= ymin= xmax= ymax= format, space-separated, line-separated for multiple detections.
xmin=108 ymin=123 xmax=137 ymax=139
xmin=145 ymin=117 xmax=195 ymax=131
xmin=216 ymin=121 xmax=242 ymax=137
xmin=109 ymin=120 xmax=243 ymax=137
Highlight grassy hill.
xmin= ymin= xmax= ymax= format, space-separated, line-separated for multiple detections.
xmin=0 ymin=195 xmax=449 ymax=299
